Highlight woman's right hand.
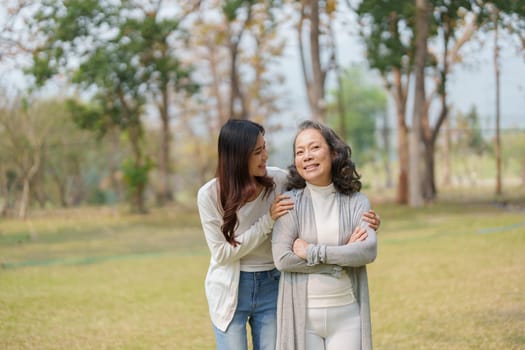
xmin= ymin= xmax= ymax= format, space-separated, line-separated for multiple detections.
xmin=292 ymin=238 xmax=309 ymax=259
xmin=270 ymin=194 xmax=294 ymax=220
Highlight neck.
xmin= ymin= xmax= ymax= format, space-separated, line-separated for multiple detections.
xmin=246 ymin=181 xmax=262 ymax=202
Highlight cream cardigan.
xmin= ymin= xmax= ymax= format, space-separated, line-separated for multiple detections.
xmin=197 ymin=167 xmax=288 ymax=331
xmin=272 ymin=188 xmax=377 ymax=350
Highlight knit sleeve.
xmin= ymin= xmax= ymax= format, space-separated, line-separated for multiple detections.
xmin=198 ymin=183 xmax=274 ymax=265
xmin=272 ymin=191 xmax=341 ymax=275
xmin=307 ymin=192 xmax=377 ymax=267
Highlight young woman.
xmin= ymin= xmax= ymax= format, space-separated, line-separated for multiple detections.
xmin=198 ymin=119 xmax=380 ymax=350
xmin=272 ymin=120 xmax=378 ymax=350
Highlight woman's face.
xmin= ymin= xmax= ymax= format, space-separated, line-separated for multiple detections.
xmin=294 ymin=128 xmax=333 ymax=186
xmin=248 ymin=133 xmax=268 ymax=178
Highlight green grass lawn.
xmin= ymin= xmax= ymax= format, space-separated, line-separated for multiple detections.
xmin=1 ymin=199 xmax=524 ymax=349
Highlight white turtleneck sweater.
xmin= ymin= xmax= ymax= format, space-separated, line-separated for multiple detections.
xmin=306 ymin=182 xmax=356 ymax=308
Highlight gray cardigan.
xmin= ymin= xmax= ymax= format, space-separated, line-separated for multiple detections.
xmin=272 ymin=188 xmax=377 ymax=350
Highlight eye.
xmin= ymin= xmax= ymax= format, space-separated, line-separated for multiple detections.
xmin=295 ymin=150 xmax=304 ymax=156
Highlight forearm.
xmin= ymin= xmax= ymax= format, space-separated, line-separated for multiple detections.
xmin=273 ymin=242 xmax=338 ymax=273
xmin=205 ymin=213 xmax=274 ymax=265
xmin=323 ymin=240 xmax=377 ymax=266
xmin=306 ymin=230 xmax=377 ymax=267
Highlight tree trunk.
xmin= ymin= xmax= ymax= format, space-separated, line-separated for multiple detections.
xmin=422 ymin=140 xmax=436 ymax=200
xmin=109 ymin=128 xmax=122 ymax=202
xmin=118 ymin=90 xmax=147 ymax=214
xmin=522 ymin=154 xmax=525 ymax=187
xmin=298 ymin=0 xmax=326 ymax=122
xmin=409 ymin=0 xmax=429 ymax=207
xmin=157 ymin=85 xmax=173 ymax=205
xmin=309 ymin=0 xmax=324 ymax=121
xmin=18 ymin=152 xmax=41 ymax=219
xmin=129 ymin=123 xmax=146 ymax=214
xmin=443 ymin=116 xmax=452 ymax=187
xmin=0 ymin=172 xmax=7 ymax=216
xmin=227 ymin=7 xmax=251 ymax=120
xmin=49 ymin=165 xmax=69 ymax=207
xmin=392 ymin=69 xmax=409 ymax=204
xmin=421 ymin=24 xmax=450 ymax=202
xmin=208 ymin=45 xmax=228 ymax=125
xmin=332 ymin=25 xmax=346 ymax=138
xmin=381 ymin=110 xmax=393 ymax=188
xmin=494 ymin=11 xmax=502 ymax=196
xmin=229 ymin=41 xmax=248 ymax=119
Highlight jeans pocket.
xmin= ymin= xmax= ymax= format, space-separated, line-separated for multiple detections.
xmin=270 ymin=268 xmax=281 ymax=281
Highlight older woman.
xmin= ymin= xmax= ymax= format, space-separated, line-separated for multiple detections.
xmin=272 ymin=120 xmax=378 ymax=350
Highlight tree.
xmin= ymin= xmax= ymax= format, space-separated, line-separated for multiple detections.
xmin=222 ymin=0 xmax=254 ymax=120
xmin=454 ymin=106 xmax=488 ymax=155
xmin=125 ymin=8 xmax=198 ymax=205
xmin=28 ymin=0 xmax=197 ymax=212
xmin=357 ymin=0 xmax=486 ymax=203
xmin=356 ymin=0 xmax=415 ymax=204
xmin=493 ymin=6 xmax=502 ymax=196
xmin=408 ymin=0 xmax=430 ymax=207
xmin=296 ymin=0 xmax=337 ymax=122
xmin=326 ymin=66 xmax=388 ymax=165
xmin=176 ymin=0 xmax=287 ymax=191
xmin=420 ymin=0 xmax=477 ymax=200
xmin=476 ymin=0 xmax=525 ymax=196
xmin=0 ymin=97 xmax=65 ymax=218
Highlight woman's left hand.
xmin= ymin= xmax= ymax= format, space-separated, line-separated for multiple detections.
xmin=347 ymin=226 xmax=368 ymax=244
xmin=363 ymin=209 xmax=381 ymax=231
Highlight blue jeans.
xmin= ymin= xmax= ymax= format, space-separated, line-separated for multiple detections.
xmin=213 ymin=268 xmax=280 ymax=350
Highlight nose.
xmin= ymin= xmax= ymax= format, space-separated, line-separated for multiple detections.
xmin=302 ymin=149 xmax=313 ymax=160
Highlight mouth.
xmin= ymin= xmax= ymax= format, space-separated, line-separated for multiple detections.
xmin=303 ymin=164 xmax=318 ymax=171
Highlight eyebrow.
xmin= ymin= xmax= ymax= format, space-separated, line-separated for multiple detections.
xmin=253 ymin=142 xmax=265 ymax=152
xmin=295 ymin=140 xmax=318 ymax=149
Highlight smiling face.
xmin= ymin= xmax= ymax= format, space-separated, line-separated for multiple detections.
xmin=248 ymin=133 xmax=268 ymax=178
xmin=294 ymin=128 xmax=333 ymax=186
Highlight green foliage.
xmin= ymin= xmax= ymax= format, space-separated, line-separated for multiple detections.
xmin=29 ymin=50 xmax=59 ymax=86
xmin=27 ymin=0 xmax=199 ymax=212
xmin=121 ymin=157 xmax=153 ymax=200
xmin=67 ymin=99 xmax=107 ymax=137
xmin=454 ymin=106 xmax=489 ymax=155
xmin=223 ymin=0 xmax=253 ymax=21
xmin=356 ymin=0 xmax=475 ymax=74
xmin=327 ymin=66 xmax=387 ymax=164
xmin=356 ymin=0 xmax=416 ymax=73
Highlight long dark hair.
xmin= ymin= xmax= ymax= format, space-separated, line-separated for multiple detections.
xmin=216 ymin=119 xmax=274 ymax=246
xmin=287 ymin=120 xmax=361 ymax=195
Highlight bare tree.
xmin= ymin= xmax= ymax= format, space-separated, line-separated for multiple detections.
xmin=297 ymin=0 xmax=336 ymax=122
xmin=409 ymin=0 xmax=430 ymax=207
xmin=493 ymin=7 xmax=502 ymax=196
xmin=0 ymin=97 xmax=54 ymax=218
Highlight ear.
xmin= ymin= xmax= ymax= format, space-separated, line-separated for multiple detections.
xmin=331 ymin=149 xmax=337 ymax=160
